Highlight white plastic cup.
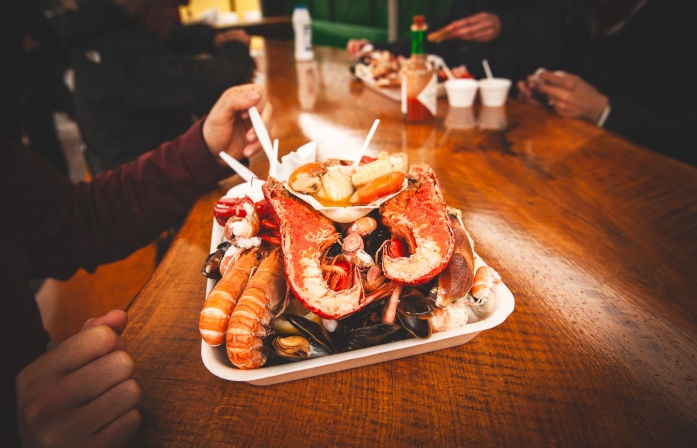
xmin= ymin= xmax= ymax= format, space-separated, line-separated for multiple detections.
xmin=478 ymin=78 xmax=512 ymax=107
xmin=444 ymin=78 xmax=478 ymax=108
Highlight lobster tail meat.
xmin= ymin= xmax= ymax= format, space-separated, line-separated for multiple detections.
xmin=263 ymin=179 xmax=370 ymax=319
xmin=379 ymin=164 xmax=455 ymax=285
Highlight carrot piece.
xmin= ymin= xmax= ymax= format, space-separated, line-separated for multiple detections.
xmin=349 ymin=171 xmax=404 ymax=205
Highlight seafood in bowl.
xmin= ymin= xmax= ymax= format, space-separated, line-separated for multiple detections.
xmin=285 ymin=152 xmax=409 ymax=223
xmin=199 ymin=163 xmax=513 ymax=374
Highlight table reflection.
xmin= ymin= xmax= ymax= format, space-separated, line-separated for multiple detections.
xmin=477 ymin=106 xmax=507 ymax=131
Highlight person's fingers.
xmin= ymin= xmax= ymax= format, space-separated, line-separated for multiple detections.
xmin=64 ymin=350 xmax=135 ymax=407
xmin=536 ymin=83 xmax=571 ymax=103
xmin=216 ymin=84 xmax=264 ymax=121
xmin=460 ymin=20 xmax=494 ymax=36
xmin=537 ymin=71 xmax=574 ymax=89
xmin=246 ymin=127 xmax=257 ymax=143
xmin=243 ymin=142 xmax=263 ymax=158
xmin=91 ymin=408 xmax=141 ymax=448
xmin=517 ymin=80 xmax=533 ymax=99
xmin=469 ymin=29 xmax=497 ymax=42
xmin=448 ymin=13 xmax=482 ymax=30
xmin=78 ymin=378 xmax=141 ymax=435
xmin=83 ymin=309 xmax=128 ymax=335
xmin=40 ymin=325 xmax=122 ymax=375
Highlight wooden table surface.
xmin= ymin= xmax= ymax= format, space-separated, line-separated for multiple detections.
xmin=122 ymin=40 xmax=697 ymax=447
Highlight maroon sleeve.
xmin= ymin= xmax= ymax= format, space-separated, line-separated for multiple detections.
xmin=10 ymin=118 xmax=231 ymax=279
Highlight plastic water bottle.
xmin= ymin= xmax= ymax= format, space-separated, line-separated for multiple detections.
xmin=292 ymin=5 xmax=314 ymax=61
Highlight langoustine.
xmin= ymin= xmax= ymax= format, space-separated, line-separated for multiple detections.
xmin=226 ymin=248 xmax=287 ymax=369
xmin=428 ymin=264 xmax=503 ymax=331
xmin=199 ymin=248 xmax=260 ymax=346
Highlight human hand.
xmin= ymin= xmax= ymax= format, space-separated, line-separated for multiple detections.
xmin=534 ymin=70 xmax=609 ymax=122
xmin=517 ymin=77 xmax=545 ymax=107
xmin=446 ymin=12 xmax=501 ymax=42
xmin=215 ymin=29 xmax=251 ymax=47
xmin=203 ymin=84 xmax=267 ymax=160
xmin=347 ymin=39 xmax=370 ymax=56
xmin=16 ymin=310 xmax=141 ymax=448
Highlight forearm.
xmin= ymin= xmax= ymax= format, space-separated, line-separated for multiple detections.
xmin=29 ymin=119 xmax=230 ymax=278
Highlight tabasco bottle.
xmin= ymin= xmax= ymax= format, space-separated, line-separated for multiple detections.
xmin=402 ymin=15 xmax=436 ymax=122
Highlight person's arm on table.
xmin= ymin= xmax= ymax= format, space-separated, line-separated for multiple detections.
xmin=23 ymin=84 xmax=265 ymax=280
xmin=10 ymin=83 xmax=265 ymax=448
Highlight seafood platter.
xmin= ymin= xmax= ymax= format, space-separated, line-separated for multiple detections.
xmin=351 ymin=50 xmax=472 ymax=102
xmin=199 ymin=144 xmax=514 ymax=385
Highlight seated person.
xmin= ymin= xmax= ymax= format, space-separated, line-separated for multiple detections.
xmin=517 ymin=0 xmax=696 ymax=166
xmin=347 ymin=0 xmax=566 ymax=82
xmin=1 ymin=83 xmax=266 ymax=446
xmin=61 ymin=0 xmax=257 ymax=173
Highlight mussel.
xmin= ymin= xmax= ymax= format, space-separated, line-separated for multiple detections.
xmin=337 ymin=324 xmax=405 ymax=352
xmin=269 ymin=313 xmax=335 ymax=361
xmin=268 ymin=335 xmax=332 ymax=360
xmin=201 ymin=242 xmax=231 ymax=279
xmin=396 ymin=287 xmax=435 ymax=339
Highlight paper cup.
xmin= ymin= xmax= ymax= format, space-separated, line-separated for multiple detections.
xmin=478 ymin=78 xmax=511 ymax=107
xmin=445 ymin=78 xmax=478 ymax=108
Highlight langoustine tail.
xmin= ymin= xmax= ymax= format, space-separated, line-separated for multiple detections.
xmin=226 ymin=248 xmax=286 ymax=369
xmin=199 ymin=248 xmax=259 ymax=346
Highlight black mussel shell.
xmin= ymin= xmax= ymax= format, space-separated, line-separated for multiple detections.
xmin=339 ymin=299 xmax=384 ymax=329
xmin=201 ymin=248 xmax=225 ymax=279
xmin=268 ymin=334 xmax=331 ymax=361
xmin=338 ymin=324 xmax=405 ymax=352
xmin=282 ymin=314 xmax=335 ymax=354
xmin=325 ymin=240 xmax=343 ymax=261
xmin=397 ymin=312 xmax=432 ymax=339
xmin=397 ymin=288 xmax=436 ymax=318
xmin=217 ymin=241 xmax=232 ymax=251
xmin=363 ymin=220 xmax=390 ymax=260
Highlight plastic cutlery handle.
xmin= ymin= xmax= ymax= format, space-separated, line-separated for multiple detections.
xmin=219 ymin=152 xmax=256 ymax=183
xmin=248 ymin=106 xmax=274 ymax=163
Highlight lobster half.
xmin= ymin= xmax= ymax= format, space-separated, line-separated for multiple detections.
xmin=263 ymin=178 xmax=379 ymax=319
xmin=379 ymin=164 xmax=455 ymax=285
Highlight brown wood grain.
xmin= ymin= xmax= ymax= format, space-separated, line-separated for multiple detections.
xmin=122 ymin=40 xmax=697 ymax=447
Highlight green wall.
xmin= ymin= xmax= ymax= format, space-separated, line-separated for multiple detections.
xmin=283 ymin=0 xmax=453 ymax=48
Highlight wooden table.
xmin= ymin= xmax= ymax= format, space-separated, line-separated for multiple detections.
xmin=122 ymin=40 xmax=697 ymax=446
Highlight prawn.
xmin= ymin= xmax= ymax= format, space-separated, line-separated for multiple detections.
xmin=226 ymin=248 xmax=288 ymax=369
xmin=199 ymin=248 xmax=259 ymax=346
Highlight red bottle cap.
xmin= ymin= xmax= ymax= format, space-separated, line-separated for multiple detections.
xmin=413 ymin=15 xmax=425 ymax=27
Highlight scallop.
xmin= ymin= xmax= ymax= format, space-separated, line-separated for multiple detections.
xmin=317 ymin=170 xmax=354 ymax=202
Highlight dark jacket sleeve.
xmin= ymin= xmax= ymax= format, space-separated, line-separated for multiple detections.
xmin=11 ymin=118 xmax=231 ymax=280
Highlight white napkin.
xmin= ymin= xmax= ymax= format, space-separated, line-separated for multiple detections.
xmin=277 ymin=141 xmax=317 ymax=181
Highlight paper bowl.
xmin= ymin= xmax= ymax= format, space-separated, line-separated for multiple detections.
xmin=285 ymin=175 xmax=408 ymax=223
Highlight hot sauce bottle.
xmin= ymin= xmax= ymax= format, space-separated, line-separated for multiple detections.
xmin=402 ymin=15 xmax=436 ymax=122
